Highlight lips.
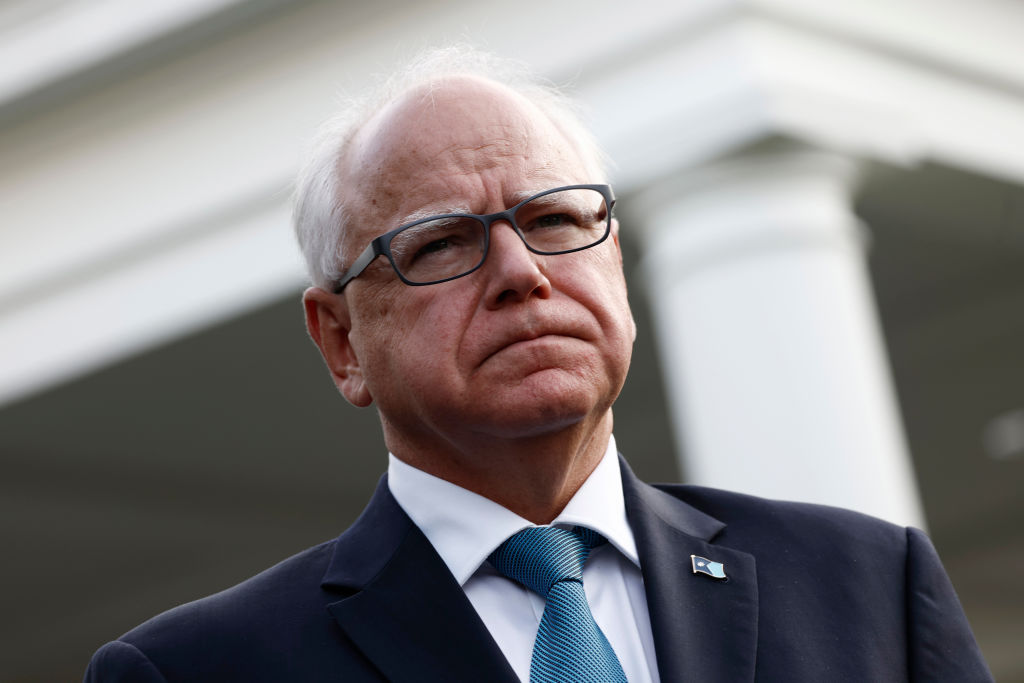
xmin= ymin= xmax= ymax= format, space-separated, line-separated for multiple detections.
xmin=477 ymin=314 xmax=592 ymax=367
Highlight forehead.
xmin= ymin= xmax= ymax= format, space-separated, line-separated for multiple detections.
xmin=340 ymin=77 xmax=590 ymax=240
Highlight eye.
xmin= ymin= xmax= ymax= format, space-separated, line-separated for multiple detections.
xmin=416 ymin=238 xmax=452 ymax=256
xmin=525 ymin=210 xmax=583 ymax=233
xmin=534 ymin=213 xmax=569 ymax=229
xmin=392 ymin=219 xmax=468 ymax=264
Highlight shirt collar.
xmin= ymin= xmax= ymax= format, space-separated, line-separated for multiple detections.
xmin=387 ymin=435 xmax=639 ymax=587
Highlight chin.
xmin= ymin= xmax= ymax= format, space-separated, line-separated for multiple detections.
xmin=465 ymin=375 xmax=613 ymax=439
xmin=472 ymin=412 xmax=589 ymax=440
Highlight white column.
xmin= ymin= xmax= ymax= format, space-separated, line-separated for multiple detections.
xmin=633 ymin=145 xmax=925 ymax=527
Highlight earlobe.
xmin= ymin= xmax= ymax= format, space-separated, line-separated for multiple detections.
xmin=302 ymin=287 xmax=374 ymax=407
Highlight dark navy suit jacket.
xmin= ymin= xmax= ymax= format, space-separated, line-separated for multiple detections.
xmin=86 ymin=458 xmax=992 ymax=681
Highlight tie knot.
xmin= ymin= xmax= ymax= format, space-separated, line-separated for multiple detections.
xmin=489 ymin=526 xmax=605 ymax=597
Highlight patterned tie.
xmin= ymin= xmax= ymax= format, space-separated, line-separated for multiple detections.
xmin=489 ymin=526 xmax=628 ymax=683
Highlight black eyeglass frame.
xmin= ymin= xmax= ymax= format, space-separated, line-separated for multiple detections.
xmin=332 ymin=183 xmax=615 ymax=292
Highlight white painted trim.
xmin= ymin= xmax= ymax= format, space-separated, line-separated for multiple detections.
xmin=3 ymin=0 xmax=1024 ymax=407
xmin=0 ymin=0 xmax=255 ymax=108
xmin=580 ymin=15 xmax=1024 ymax=191
xmin=752 ymin=0 xmax=1024 ymax=92
xmin=0 ymin=200 xmax=305 ymax=406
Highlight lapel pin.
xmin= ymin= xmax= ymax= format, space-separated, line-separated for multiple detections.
xmin=691 ymin=554 xmax=727 ymax=580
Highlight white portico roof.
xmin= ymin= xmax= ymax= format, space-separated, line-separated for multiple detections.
xmin=2 ymin=0 xmax=1024 ymax=406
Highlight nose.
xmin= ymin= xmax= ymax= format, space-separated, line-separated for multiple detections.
xmin=482 ymin=220 xmax=552 ymax=307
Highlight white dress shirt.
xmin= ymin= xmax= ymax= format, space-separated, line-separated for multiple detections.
xmin=387 ymin=436 xmax=661 ymax=683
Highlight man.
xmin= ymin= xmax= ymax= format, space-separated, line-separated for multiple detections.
xmin=86 ymin=48 xmax=992 ymax=682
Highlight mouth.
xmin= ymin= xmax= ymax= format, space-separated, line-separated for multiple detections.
xmin=480 ymin=323 xmax=587 ymax=367
xmin=502 ymin=331 xmax=557 ymax=351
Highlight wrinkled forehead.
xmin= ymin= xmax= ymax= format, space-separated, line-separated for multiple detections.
xmin=337 ymin=77 xmax=591 ymax=251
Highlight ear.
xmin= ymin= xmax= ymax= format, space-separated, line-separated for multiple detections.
xmin=302 ymin=287 xmax=373 ymax=407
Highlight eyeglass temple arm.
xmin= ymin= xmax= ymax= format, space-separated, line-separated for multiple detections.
xmin=333 ymin=240 xmax=382 ymax=293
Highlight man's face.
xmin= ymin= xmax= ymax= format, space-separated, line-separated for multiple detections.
xmin=319 ymin=77 xmax=635 ymax=455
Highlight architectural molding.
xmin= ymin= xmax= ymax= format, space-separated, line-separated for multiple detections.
xmin=2 ymin=0 xmax=1022 ymax=405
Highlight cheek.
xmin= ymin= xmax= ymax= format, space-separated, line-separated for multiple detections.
xmin=347 ymin=292 xmax=404 ymax=377
xmin=613 ymin=278 xmax=636 ymax=340
xmin=404 ymin=317 xmax=459 ymax=373
xmin=355 ymin=294 xmax=465 ymax=376
xmin=577 ymin=254 xmax=633 ymax=328
xmin=580 ymin=260 xmax=636 ymax=370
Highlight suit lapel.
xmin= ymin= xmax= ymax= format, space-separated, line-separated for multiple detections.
xmin=621 ymin=459 xmax=759 ymax=682
xmin=322 ymin=478 xmax=518 ymax=683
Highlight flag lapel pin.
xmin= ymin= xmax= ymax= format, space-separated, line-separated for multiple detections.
xmin=691 ymin=554 xmax=727 ymax=580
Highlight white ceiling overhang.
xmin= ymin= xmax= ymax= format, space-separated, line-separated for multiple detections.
xmin=2 ymin=0 xmax=1023 ymax=406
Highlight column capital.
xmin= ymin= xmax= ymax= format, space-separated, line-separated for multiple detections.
xmin=629 ymin=142 xmax=867 ymax=283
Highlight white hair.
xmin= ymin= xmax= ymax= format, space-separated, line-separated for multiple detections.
xmin=291 ymin=45 xmax=609 ymax=289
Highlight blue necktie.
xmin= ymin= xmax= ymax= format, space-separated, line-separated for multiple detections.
xmin=489 ymin=526 xmax=628 ymax=683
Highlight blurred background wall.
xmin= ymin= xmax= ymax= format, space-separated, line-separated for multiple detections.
xmin=0 ymin=0 xmax=1021 ymax=680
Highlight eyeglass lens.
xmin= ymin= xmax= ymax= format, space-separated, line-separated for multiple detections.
xmin=388 ymin=187 xmax=609 ymax=284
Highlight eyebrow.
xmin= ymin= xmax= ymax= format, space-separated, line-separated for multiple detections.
xmin=396 ymin=204 xmax=469 ymax=227
xmin=395 ymin=187 xmax=557 ymax=226
xmin=508 ymin=187 xmax=554 ymax=205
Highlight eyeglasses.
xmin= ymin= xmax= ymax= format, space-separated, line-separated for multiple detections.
xmin=333 ymin=184 xmax=615 ymax=292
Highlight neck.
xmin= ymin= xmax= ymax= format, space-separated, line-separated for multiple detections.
xmin=385 ymin=412 xmax=614 ymax=525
